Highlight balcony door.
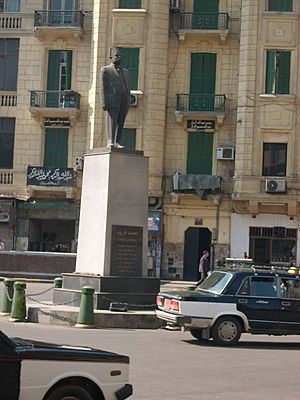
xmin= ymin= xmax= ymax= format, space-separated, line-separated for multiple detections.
xmin=48 ymin=0 xmax=79 ymax=25
xmin=46 ymin=50 xmax=72 ymax=107
xmin=189 ymin=53 xmax=216 ymax=111
xmin=193 ymin=0 xmax=219 ymax=29
xmin=187 ymin=131 xmax=213 ymax=174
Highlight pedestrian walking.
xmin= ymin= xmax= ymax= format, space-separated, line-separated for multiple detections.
xmin=197 ymin=250 xmax=210 ymax=284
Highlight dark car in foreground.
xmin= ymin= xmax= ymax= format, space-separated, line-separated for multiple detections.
xmin=0 ymin=330 xmax=132 ymax=400
xmin=156 ymin=267 xmax=300 ymax=345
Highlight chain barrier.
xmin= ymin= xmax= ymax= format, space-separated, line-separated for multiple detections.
xmin=101 ymin=296 xmax=156 ymax=309
xmin=38 ymin=308 xmax=76 ymax=325
xmin=26 ymin=286 xmax=53 ymax=297
xmin=5 ymin=286 xmax=13 ymax=302
xmin=25 ymin=294 xmax=80 ymax=307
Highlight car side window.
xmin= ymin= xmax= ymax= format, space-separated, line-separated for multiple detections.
xmin=280 ymin=278 xmax=300 ymax=299
xmin=237 ymin=276 xmax=277 ymax=297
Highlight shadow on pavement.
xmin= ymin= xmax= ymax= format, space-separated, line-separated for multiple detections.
xmin=182 ymin=339 xmax=300 ymax=350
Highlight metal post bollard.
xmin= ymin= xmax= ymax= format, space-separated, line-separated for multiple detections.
xmin=0 ymin=279 xmax=15 ymax=316
xmin=75 ymin=286 xmax=95 ymax=328
xmin=54 ymin=277 xmax=63 ymax=288
xmin=9 ymin=281 xmax=27 ymax=322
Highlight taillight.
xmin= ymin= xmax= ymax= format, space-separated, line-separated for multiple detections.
xmin=156 ymin=295 xmax=163 ymax=307
xmin=171 ymin=300 xmax=180 ymax=312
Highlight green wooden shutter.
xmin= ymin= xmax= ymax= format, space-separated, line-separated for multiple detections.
xmin=268 ymin=0 xmax=293 ymax=12
xmin=47 ymin=51 xmax=61 ymax=106
xmin=193 ymin=0 xmax=219 ymax=29
xmin=120 ymin=128 xmax=136 ymax=150
xmin=187 ymin=132 xmax=213 ymax=174
xmin=66 ymin=50 xmax=73 ymax=89
xmin=189 ymin=53 xmax=216 ymax=111
xmin=265 ymin=50 xmax=276 ymax=94
xmin=119 ymin=48 xmax=139 ymax=90
xmin=119 ymin=0 xmax=141 ymax=8
xmin=277 ymin=51 xmax=290 ymax=94
xmin=44 ymin=128 xmax=68 ymax=168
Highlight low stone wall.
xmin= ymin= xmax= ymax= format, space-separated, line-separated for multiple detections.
xmin=0 ymin=251 xmax=76 ymax=278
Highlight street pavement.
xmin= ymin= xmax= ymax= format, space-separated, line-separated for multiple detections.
xmin=0 ymin=319 xmax=299 ymax=400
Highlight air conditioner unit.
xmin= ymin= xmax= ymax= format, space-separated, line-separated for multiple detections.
xmin=265 ymin=178 xmax=286 ymax=193
xmin=170 ymin=0 xmax=180 ymax=12
xmin=75 ymin=156 xmax=84 ymax=170
xmin=129 ymin=93 xmax=138 ymax=107
xmin=216 ymin=147 xmax=235 ymax=160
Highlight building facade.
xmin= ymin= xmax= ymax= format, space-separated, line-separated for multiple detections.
xmin=0 ymin=0 xmax=299 ymax=279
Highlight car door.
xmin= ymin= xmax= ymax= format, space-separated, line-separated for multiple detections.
xmin=236 ymin=276 xmax=281 ymax=332
xmin=278 ymin=277 xmax=300 ymax=333
xmin=0 ymin=332 xmax=21 ymax=400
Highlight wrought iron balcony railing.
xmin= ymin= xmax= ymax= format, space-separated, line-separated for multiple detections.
xmin=34 ymin=10 xmax=84 ymax=28
xmin=176 ymin=94 xmax=226 ymax=113
xmin=179 ymin=12 xmax=229 ymax=31
xmin=30 ymin=90 xmax=81 ymax=109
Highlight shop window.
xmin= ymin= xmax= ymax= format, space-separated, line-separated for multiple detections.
xmin=0 ymin=0 xmax=20 ymax=12
xmin=118 ymin=47 xmax=139 ymax=90
xmin=44 ymin=128 xmax=68 ymax=168
xmin=118 ymin=0 xmax=141 ymax=8
xmin=262 ymin=143 xmax=287 ymax=176
xmin=120 ymin=128 xmax=136 ymax=150
xmin=0 ymin=39 xmax=19 ymax=91
xmin=265 ymin=50 xmax=291 ymax=94
xmin=0 ymin=118 xmax=15 ymax=169
xmin=268 ymin=0 xmax=293 ymax=12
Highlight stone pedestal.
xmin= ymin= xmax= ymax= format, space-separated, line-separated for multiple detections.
xmin=55 ymin=147 xmax=160 ymax=310
xmin=76 ymin=147 xmax=148 ymax=277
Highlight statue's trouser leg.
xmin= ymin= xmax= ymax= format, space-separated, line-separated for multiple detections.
xmin=106 ymin=109 xmax=118 ymax=145
xmin=116 ymin=99 xmax=129 ymax=144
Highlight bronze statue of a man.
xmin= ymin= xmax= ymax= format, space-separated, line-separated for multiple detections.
xmin=100 ymin=48 xmax=131 ymax=148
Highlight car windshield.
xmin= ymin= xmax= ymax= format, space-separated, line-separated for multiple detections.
xmin=196 ymin=271 xmax=232 ymax=294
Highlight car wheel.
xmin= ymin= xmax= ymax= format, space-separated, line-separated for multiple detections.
xmin=190 ymin=329 xmax=209 ymax=342
xmin=46 ymin=384 xmax=94 ymax=400
xmin=211 ymin=316 xmax=241 ymax=346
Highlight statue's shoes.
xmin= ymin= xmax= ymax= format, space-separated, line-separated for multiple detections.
xmin=115 ymin=143 xmax=124 ymax=149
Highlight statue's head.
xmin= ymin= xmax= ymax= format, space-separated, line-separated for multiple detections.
xmin=109 ymin=47 xmax=121 ymax=66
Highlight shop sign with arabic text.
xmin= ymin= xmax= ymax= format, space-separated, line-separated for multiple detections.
xmin=27 ymin=166 xmax=75 ymax=187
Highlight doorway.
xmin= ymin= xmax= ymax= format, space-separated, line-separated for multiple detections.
xmin=183 ymin=227 xmax=212 ymax=281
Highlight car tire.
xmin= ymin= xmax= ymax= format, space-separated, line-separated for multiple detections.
xmin=45 ymin=384 xmax=94 ymax=400
xmin=211 ymin=316 xmax=241 ymax=346
xmin=190 ymin=329 xmax=209 ymax=342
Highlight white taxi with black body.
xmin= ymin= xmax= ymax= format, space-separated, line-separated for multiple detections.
xmin=0 ymin=330 xmax=133 ymax=400
xmin=156 ymin=266 xmax=300 ymax=345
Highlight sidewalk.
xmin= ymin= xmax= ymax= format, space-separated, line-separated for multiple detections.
xmin=0 ymin=277 xmax=196 ymax=329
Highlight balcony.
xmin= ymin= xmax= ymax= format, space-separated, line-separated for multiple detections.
xmin=29 ymin=90 xmax=81 ymax=120
xmin=178 ymin=12 xmax=229 ymax=41
xmin=175 ymin=94 xmax=226 ymax=124
xmin=33 ymin=10 xmax=84 ymax=40
xmin=172 ymin=171 xmax=221 ymax=199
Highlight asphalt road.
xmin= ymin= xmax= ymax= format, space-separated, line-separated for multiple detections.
xmin=0 ymin=320 xmax=299 ymax=400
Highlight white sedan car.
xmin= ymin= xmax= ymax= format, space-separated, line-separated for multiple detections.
xmin=0 ymin=330 xmax=132 ymax=400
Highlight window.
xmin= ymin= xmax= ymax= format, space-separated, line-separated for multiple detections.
xmin=47 ymin=50 xmax=72 ymax=107
xmin=0 ymin=118 xmax=15 ymax=169
xmin=118 ymin=0 xmax=141 ymax=8
xmin=44 ymin=128 xmax=68 ymax=168
xmin=266 ymin=50 xmax=291 ymax=94
xmin=262 ymin=143 xmax=287 ymax=176
xmin=0 ymin=0 xmax=20 ymax=12
xmin=118 ymin=48 xmax=139 ymax=90
xmin=0 ymin=39 xmax=19 ymax=91
xmin=238 ymin=277 xmax=277 ymax=297
xmin=268 ymin=0 xmax=293 ymax=12
xmin=187 ymin=132 xmax=213 ymax=174
xmin=249 ymin=226 xmax=297 ymax=264
xmin=120 ymin=128 xmax=136 ymax=150
xmin=280 ymin=278 xmax=300 ymax=299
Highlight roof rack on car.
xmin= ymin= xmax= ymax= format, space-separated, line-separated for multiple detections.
xmin=218 ymin=258 xmax=290 ymax=274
